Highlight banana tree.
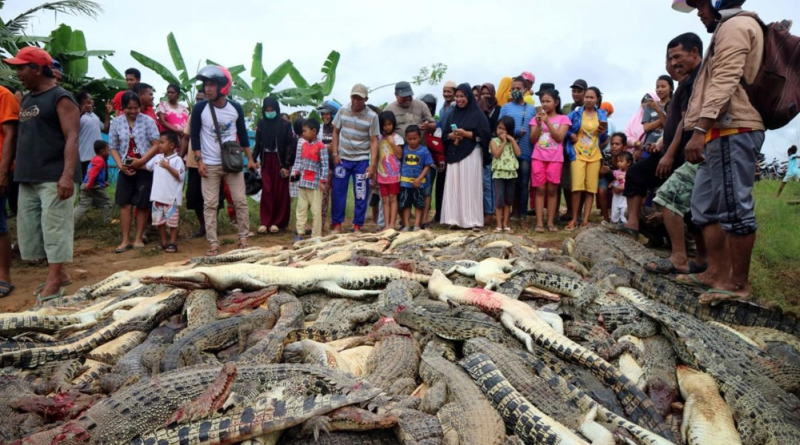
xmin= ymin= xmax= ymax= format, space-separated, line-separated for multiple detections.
xmin=45 ymin=24 xmax=116 ymax=83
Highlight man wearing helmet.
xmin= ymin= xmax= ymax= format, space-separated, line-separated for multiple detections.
xmin=190 ymin=65 xmax=257 ymax=256
xmin=678 ymin=0 xmax=765 ymax=304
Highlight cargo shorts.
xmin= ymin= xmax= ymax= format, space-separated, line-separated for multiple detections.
xmin=653 ymin=163 xmax=699 ymax=218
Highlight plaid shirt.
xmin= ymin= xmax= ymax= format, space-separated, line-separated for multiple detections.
xmin=291 ymin=138 xmax=329 ymax=190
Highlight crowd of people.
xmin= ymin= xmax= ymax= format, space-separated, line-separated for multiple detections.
xmin=0 ymin=0 xmax=791 ymax=306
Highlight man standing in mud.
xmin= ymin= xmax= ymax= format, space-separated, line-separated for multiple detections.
xmin=330 ymin=83 xmax=379 ymax=234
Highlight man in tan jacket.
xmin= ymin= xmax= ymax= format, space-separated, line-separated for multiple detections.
xmin=679 ymin=0 xmax=764 ymax=304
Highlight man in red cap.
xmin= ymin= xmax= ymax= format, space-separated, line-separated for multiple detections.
xmin=1 ymin=47 xmax=80 ymax=302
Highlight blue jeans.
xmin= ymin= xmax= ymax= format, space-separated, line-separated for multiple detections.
xmin=514 ymin=159 xmax=531 ymax=218
xmin=332 ymin=159 xmax=370 ymax=227
xmin=483 ymin=165 xmax=495 ymax=214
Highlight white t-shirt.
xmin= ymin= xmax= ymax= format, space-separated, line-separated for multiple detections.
xmin=147 ymin=153 xmax=186 ymax=205
xmin=78 ymin=112 xmax=103 ymax=162
xmin=199 ymin=102 xmax=240 ymax=166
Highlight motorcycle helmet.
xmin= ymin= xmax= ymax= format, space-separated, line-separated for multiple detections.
xmin=419 ymin=94 xmax=437 ymax=108
xmin=316 ymin=100 xmax=340 ymax=117
xmin=684 ymin=0 xmax=745 ymax=10
xmin=196 ymin=65 xmax=232 ymax=96
xmin=244 ymin=170 xmax=262 ymax=196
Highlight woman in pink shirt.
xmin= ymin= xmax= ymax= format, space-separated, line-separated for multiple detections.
xmin=530 ymin=89 xmax=570 ymax=232
xmin=156 ymin=84 xmax=189 ymax=136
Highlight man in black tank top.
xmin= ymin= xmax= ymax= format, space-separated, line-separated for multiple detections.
xmin=2 ymin=47 xmax=80 ymax=302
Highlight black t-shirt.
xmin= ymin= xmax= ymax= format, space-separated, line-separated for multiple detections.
xmin=15 ymin=86 xmax=80 ymax=183
xmin=663 ymin=65 xmax=701 ymax=156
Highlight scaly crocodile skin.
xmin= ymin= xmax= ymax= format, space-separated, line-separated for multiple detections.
xmin=676 ymin=365 xmax=742 ymax=445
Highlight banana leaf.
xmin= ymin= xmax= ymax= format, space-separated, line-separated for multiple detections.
xmin=166 ymin=32 xmax=188 ymax=85
xmin=131 ymin=50 xmax=181 ymax=86
xmin=265 ymin=59 xmax=294 ymax=90
xmin=288 ymin=65 xmax=309 ymax=89
xmin=320 ymin=50 xmax=340 ymax=96
xmin=227 ymin=64 xmax=246 ymax=78
xmin=249 ymin=42 xmax=267 ymax=96
xmin=59 ymin=50 xmax=114 ymax=58
xmin=102 ymin=59 xmax=123 ymax=80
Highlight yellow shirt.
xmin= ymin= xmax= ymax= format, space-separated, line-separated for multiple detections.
xmin=576 ymin=111 xmax=601 ymax=162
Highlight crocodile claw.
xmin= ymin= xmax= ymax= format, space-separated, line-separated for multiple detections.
xmin=301 ymin=416 xmax=331 ymax=441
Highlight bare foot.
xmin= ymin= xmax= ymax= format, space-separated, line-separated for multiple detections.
xmin=699 ymin=287 xmax=751 ymax=305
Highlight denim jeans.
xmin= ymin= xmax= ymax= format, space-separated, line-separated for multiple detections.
xmin=514 ymin=159 xmax=531 ymax=218
xmin=483 ymin=165 xmax=495 ymax=214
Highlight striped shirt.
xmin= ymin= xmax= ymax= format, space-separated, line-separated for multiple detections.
xmin=333 ymin=104 xmax=379 ymax=161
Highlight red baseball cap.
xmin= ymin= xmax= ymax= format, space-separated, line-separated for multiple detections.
xmin=2 ymin=47 xmax=53 ymax=67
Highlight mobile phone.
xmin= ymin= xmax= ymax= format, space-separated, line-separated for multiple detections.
xmin=450 ymin=124 xmax=458 ymax=131
xmin=123 ymin=158 xmax=134 ymax=166
xmin=643 ymin=93 xmax=653 ymax=102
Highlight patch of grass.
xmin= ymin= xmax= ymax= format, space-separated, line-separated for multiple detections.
xmin=750 ymin=180 xmax=800 ymax=310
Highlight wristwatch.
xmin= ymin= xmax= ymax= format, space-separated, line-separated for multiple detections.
xmin=194 ymin=155 xmax=201 ymax=162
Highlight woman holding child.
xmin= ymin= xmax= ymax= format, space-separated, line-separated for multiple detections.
xmin=441 ymin=83 xmax=491 ymax=230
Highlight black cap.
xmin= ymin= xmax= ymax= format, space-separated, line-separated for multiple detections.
xmin=535 ymin=82 xmax=556 ymax=96
xmin=570 ymin=79 xmax=588 ymax=91
xmin=395 ymin=81 xmax=414 ymax=98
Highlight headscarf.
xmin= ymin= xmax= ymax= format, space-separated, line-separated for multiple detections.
xmin=255 ymin=96 xmax=294 ymax=167
xmin=624 ymin=90 xmax=658 ymax=147
xmin=478 ymin=83 xmax=497 ymax=113
xmin=442 ymin=83 xmax=491 ymax=164
xmin=496 ymin=77 xmax=512 ymax=107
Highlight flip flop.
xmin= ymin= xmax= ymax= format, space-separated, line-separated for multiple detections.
xmin=675 ymin=273 xmax=712 ymax=290
xmin=36 ymin=289 xmax=65 ymax=304
xmin=33 ymin=280 xmax=72 ymax=295
xmin=601 ymin=220 xmax=640 ymax=239
xmin=0 ymin=281 xmax=14 ymax=298
xmin=645 ymin=258 xmax=680 ymax=274
xmin=114 ymin=244 xmax=133 ymax=254
xmin=689 ymin=261 xmax=708 ymax=274
xmin=165 ymin=244 xmax=178 ymax=253
xmin=547 ymin=225 xmax=559 ymax=232
xmin=699 ymin=288 xmax=751 ymax=306
xmin=534 ymin=226 xmax=546 ymax=233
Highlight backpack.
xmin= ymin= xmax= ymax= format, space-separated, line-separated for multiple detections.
xmin=742 ymin=17 xmax=800 ymax=130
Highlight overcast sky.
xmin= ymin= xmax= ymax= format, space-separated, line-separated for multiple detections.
xmin=9 ymin=0 xmax=800 ymax=159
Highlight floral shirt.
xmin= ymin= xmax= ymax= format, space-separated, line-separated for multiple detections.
xmin=156 ymin=101 xmax=189 ymax=132
xmin=108 ymin=113 xmax=160 ymax=159
xmin=490 ymin=137 xmax=519 ymax=179
xmin=575 ymin=111 xmax=601 ymax=162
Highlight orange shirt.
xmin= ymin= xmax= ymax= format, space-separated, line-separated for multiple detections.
xmin=0 ymin=86 xmax=20 ymax=164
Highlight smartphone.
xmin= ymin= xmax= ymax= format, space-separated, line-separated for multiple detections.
xmin=450 ymin=124 xmax=458 ymax=131
xmin=123 ymin=158 xmax=134 ymax=167
xmin=643 ymin=93 xmax=653 ymax=102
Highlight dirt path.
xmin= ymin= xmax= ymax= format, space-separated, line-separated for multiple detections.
xmin=2 ymin=230 xmax=296 ymax=312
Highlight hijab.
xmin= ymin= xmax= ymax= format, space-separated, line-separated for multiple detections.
xmin=496 ymin=77 xmax=512 ymax=107
xmin=257 ymin=96 xmax=291 ymax=152
xmin=442 ymin=83 xmax=491 ymax=164
xmin=624 ymin=90 xmax=658 ymax=147
xmin=479 ymin=83 xmax=498 ymax=114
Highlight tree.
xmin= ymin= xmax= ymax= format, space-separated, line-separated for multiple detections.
xmin=0 ymin=0 xmax=102 ymax=86
xmin=368 ymin=63 xmax=448 ymax=94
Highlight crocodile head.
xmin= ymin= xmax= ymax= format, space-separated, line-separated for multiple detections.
xmin=141 ymin=271 xmax=212 ymax=289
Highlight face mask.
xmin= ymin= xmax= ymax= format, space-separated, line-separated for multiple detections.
xmin=511 ymin=90 xmax=524 ymax=102
xmin=264 ymin=111 xmax=277 ymax=119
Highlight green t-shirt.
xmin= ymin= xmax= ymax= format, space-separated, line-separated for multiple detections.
xmin=490 ymin=137 xmax=519 ymax=179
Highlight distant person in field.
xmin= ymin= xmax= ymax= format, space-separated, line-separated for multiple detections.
xmin=74 ymin=140 xmax=112 ymax=224
xmin=777 ymin=145 xmax=799 ymax=198
xmin=74 ymin=90 xmax=109 ymax=178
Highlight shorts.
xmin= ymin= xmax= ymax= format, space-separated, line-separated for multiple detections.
xmin=531 ymin=159 xmax=562 ymax=187
xmin=494 ymin=178 xmax=516 ymax=207
xmin=399 ymin=186 xmax=425 ymax=209
xmin=654 ymin=163 xmax=698 ymax=218
xmin=17 ymin=182 xmax=74 ymax=263
xmin=152 ymin=201 xmax=180 ymax=228
xmin=783 ymin=171 xmax=800 ymax=183
xmin=0 ymin=193 xmax=7 ymax=235
xmin=379 ymin=182 xmax=400 ymax=197
xmin=570 ymin=159 xmax=601 ymax=193
xmin=115 ymin=170 xmax=153 ymax=209
xmin=691 ymin=131 xmax=764 ymax=235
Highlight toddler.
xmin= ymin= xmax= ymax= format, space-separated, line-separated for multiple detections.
xmin=147 ymin=132 xmax=185 ymax=253
xmin=611 ymin=151 xmax=633 ymax=224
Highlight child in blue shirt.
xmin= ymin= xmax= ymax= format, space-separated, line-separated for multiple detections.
xmin=399 ymin=125 xmax=434 ymax=231
xmin=777 ymin=145 xmax=799 ymax=198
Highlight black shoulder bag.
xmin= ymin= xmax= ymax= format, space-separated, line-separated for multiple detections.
xmin=208 ymin=103 xmax=244 ymax=173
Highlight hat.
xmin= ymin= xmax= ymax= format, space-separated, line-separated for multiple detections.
xmin=672 ymin=0 xmax=695 ymax=12
xmin=350 ymin=83 xmax=368 ymax=98
xmin=395 ymin=81 xmax=414 ymax=98
xmin=570 ymin=79 xmax=588 ymax=91
xmin=51 ymin=59 xmax=62 ymax=71
xmin=600 ymin=102 xmax=615 ymax=115
xmin=535 ymin=82 xmax=556 ymax=96
xmin=443 ymin=80 xmax=457 ymax=90
xmin=521 ymin=71 xmax=536 ymax=85
xmin=2 ymin=47 xmax=53 ymax=67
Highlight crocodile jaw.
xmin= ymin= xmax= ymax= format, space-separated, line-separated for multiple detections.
xmin=141 ymin=272 xmax=212 ymax=289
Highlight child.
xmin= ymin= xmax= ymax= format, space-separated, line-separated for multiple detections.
xmin=74 ymin=140 xmax=113 ymax=224
xmin=777 ymin=145 xmax=799 ymax=198
xmin=291 ymin=118 xmax=329 ymax=240
xmin=422 ymin=117 xmax=444 ymax=228
xmin=399 ymin=125 xmax=434 ymax=231
xmin=530 ymin=89 xmax=571 ymax=232
xmin=611 ymin=151 xmax=633 ymax=224
xmin=375 ymin=111 xmax=403 ymax=231
xmin=146 ymin=132 xmax=185 ymax=253
xmin=598 ymin=132 xmax=627 ymax=221
xmin=490 ymin=117 xmax=521 ymax=232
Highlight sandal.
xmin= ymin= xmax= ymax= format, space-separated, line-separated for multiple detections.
xmin=494 ymin=227 xmax=503 ymax=233
xmin=534 ymin=226 xmax=545 ymax=233
xmin=257 ymin=225 xmax=268 ymax=235
xmin=36 ymin=289 xmax=65 ymax=304
xmin=114 ymin=244 xmax=133 ymax=254
xmin=33 ymin=280 xmax=71 ymax=296
xmin=205 ymin=244 xmax=220 ymax=257
xmin=547 ymin=225 xmax=558 ymax=232
xmin=269 ymin=225 xmax=279 ymax=233
xmin=238 ymin=238 xmax=250 ymax=249
xmin=152 ymin=244 xmax=166 ymax=252
xmin=0 ymin=281 xmax=14 ymax=298
xmin=504 ymin=227 xmax=514 ymax=233
xmin=565 ymin=221 xmax=578 ymax=232
xmin=699 ymin=288 xmax=751 ymax=306
xmin=645 ymin=258 xmax=682 ymax=274
xmin=165 ymin=244 xmax=178 ymax=253
xmin=600 ymin=220 xmax=640 ymax=238
xmin=675 ymin=273 xmax=712 ymax=290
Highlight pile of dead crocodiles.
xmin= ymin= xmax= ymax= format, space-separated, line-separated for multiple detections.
xmin=2 ymin=226 xmax=800 ymax=445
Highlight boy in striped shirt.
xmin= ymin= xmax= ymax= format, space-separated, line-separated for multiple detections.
xmin=292 ymin=119 xmax=329 ymax=240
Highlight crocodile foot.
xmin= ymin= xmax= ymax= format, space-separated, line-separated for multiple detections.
xmin=50 ymin=420 xmax=91 ymax=445
xmin=165 ymin=362 xmax=238 ymax=426
xmin=301 ymin=416 xmax=331 ymax=440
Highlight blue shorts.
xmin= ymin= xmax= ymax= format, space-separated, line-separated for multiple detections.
xmin=0 ymin=193 xmax=7 ymax=235
xmin=399 ymin=187 xmax=425 ymax=209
